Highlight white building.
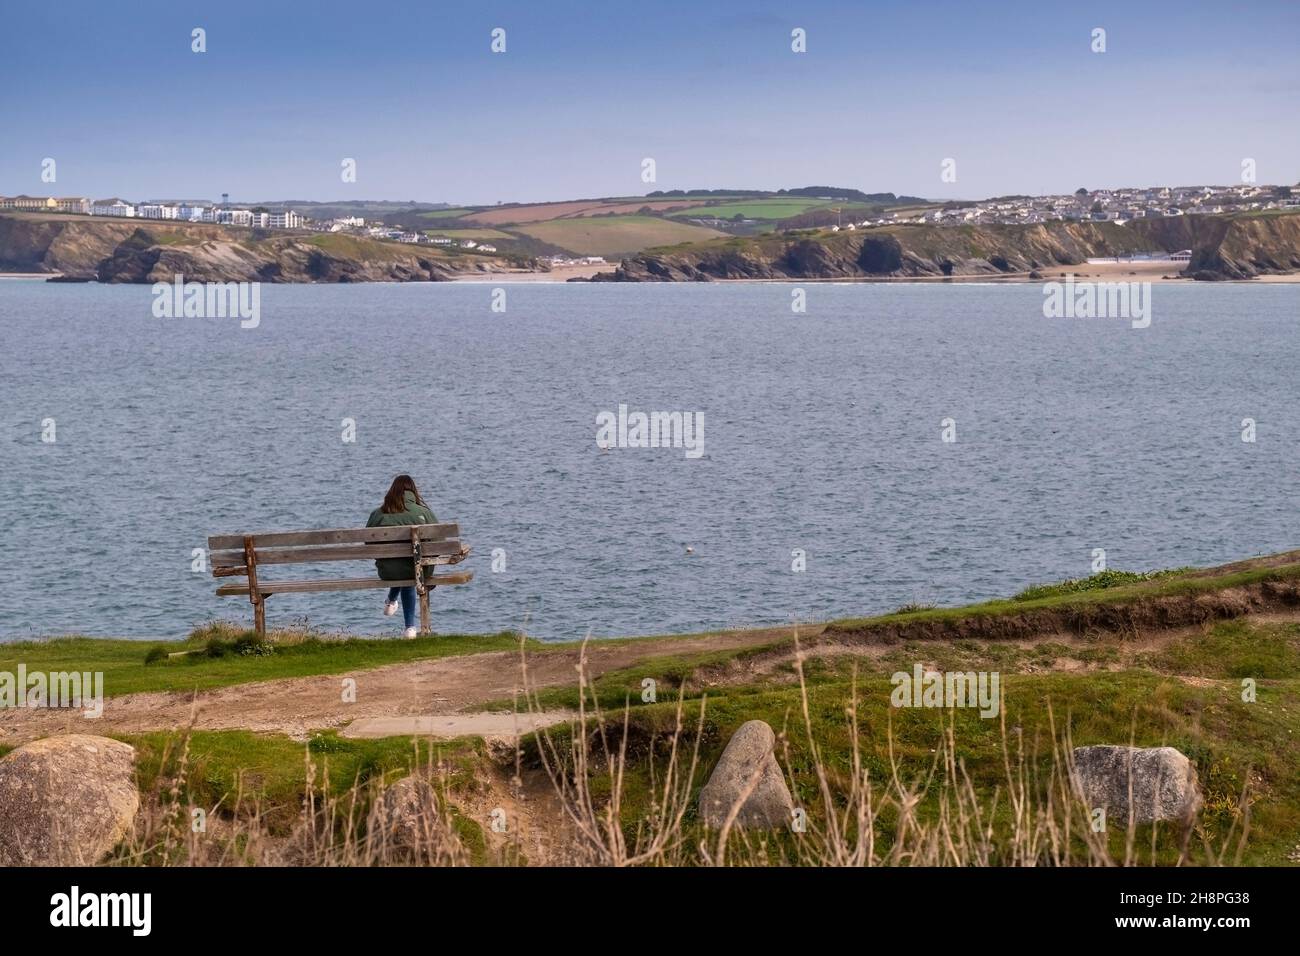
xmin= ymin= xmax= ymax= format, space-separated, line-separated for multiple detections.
xmin=214 ymin=209 xmax=253 ymax=226
xmin=136 ymin=203 xmax=181 ymax=219
xmin=91 ymin=199 xmax=136 ymax=217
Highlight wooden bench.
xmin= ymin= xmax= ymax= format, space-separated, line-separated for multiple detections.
xmin=207 ymin=523 xmax=472 ymax=637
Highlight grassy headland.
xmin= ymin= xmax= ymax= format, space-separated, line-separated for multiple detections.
xmin=3 ymin=550 xmax=1298 ymax=865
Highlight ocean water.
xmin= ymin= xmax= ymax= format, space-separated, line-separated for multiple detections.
xmin=0 ymin=279 xmax=1296 ymax=641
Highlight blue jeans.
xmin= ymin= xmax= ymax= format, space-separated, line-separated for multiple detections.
xmin=387 ymin=586 xmax=417 ymax=629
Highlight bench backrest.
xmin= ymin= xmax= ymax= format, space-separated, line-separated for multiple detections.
xmin=207 ymin=523 xmax=462 ymax=573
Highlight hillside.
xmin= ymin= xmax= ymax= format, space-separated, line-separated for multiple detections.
xmin=390 ymin=191 xmax=936 ymax=256
xmin=2 ymin=549 xmax=1298 ymax=865
xmin=0 ymin=213 xmax=528 ymax=283
xmin=594 ymin=211 xmax=1300 ymax=281
xmin=0 ymin=190 xmax=942 ymax=278
xmin=8 ymin=205 xmax=1297 ymax=284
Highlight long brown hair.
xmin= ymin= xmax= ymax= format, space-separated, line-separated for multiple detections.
xmin=381 ymin=474 xmax=426 ymax=513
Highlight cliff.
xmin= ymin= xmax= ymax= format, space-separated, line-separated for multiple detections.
xmin=595 ymin=212 xmax=1300 ymax=281
xmin=0 ymin=214 xmax=526 ymax=282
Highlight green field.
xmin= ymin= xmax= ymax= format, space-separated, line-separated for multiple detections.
xmin=669 ymin=198 xmax=835 ymax=220
xmin=418 ymin=208 xmax=478 ymax=220
xmin=299 ymin=232 xmax=453 ymax=261
xmin=513 ymin=215 xmax=726 ymax=257
xmin=420 ymin=227 xmax=515 ymax=241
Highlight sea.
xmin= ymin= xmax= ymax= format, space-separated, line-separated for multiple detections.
xmin=0 ymin=279 xmax=1295 ymax=641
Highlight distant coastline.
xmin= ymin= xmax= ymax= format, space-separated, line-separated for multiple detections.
xmin=4 ymin=206 xmax=1300 ymax=286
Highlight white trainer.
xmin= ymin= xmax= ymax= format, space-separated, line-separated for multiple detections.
xmin=384 ymin=601 xmax=398 ymax=617
xmin=403 ymin=627 xmax=418 ymax=639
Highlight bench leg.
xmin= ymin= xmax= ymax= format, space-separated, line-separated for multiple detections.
xmin=419 ymin=588 xmax=430 ymax=635
xmin=244 ymin=534 xmax=266 ymax=639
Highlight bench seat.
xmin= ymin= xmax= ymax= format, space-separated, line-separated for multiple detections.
xmin=207 ymin=522 xmax=472 ymax=635
xmin=216 ymin=572 xmax=473 ymax=596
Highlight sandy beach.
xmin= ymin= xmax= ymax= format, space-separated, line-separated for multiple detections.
xmin=453 ymin=262 xmax=617 ymax=282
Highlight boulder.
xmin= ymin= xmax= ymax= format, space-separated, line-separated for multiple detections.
xmin=0 ymin=735 xmax=139 ymax=865
xmin=698 ymin=720 xmax=794 ymax=829
xmin=372 ymin=775 xmax=443 ymax=857
xmin=1071 ymin=745 xmax=1202 ymax=825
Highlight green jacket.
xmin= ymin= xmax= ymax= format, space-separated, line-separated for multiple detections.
xmin=366 ymin=491 xmax=437 ymax=582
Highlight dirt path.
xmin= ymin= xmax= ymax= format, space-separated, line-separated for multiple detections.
xmin=3 ymin=563 xmax=1296 ymax=747
xmin=0 ymin=626 xmax=810 ymax=745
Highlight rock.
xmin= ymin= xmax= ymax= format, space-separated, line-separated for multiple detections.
xmin=0 ymin=735 xmax=139 ymax=865
xmin=372 ymin=775 xmax=443 ymax=856
xmin=698 ymin=720 xmax=794 ymax=829
xmin=1071 ymin=745 xmax=1202 ymax=825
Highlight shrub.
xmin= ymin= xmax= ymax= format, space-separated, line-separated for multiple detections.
xmin=201 ymin=634 xmax=275 ymax=659
xmin=1013 ymin=569 xmax=1172 ymax=602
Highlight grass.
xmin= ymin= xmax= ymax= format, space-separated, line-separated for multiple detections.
xmin=1012 ymin=568 xmax=1188 ymax=601
xmin=512 ymin=215 xmax=726 ymax=257
xmin=418 ymin=208 xmax=478 ymax=220
xmin=420 ymin=227 xmax=514 ymax=241
xmin=101 ymin=728 xmax=490 ymax=865
xmin=10 ymin=617 xmax=1293 ymax=864
xmin=0 ymin=625 xmax=531 ymax=698
xmin=300 ymin=232 xmax=451 ymax=261
xmin=4 ymin=552 xmax=1299 ymax=866
xmin=519 ymin=616 xmax=1300 ymax=865
xmin=1140 ymin=619 xmax=1300 ymax=680
xmin=669 ymin=198 xmax=834 ymax=220
xmin=829 ymin=561 xmax=1300 ymax=632
xmin=126 ymin=729 xmax=486 ymax=832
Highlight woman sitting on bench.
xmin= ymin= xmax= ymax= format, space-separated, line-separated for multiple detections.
xmin=367 ymin=474 xmax=437 ymax=638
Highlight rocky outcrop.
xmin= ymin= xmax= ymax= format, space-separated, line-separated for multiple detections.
xmin=370 ymin=774 xmax=445 ymax=860
xmin=0 ymin=734 xmax=139 ymax=865
xmin=0 ymin=215 xmax=139 ymax=277
xmin=0 ymin=214 xmax=528 ymax=283
xmin=698 ymin=720 xmax=795 ymax=829
xmin=95 ymin=233 xmax=469 ymax=284
xmin=1189 ymin=214 xmax=1300 ymax=278
xmin=1071 ymin=745 xmax=1202 ymax=825
xmin=596 ymin=213 xmax=1300 ymax=282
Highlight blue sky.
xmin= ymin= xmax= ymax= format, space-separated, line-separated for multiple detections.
xmin=2 ymin=0 xmax=1297 ymax=204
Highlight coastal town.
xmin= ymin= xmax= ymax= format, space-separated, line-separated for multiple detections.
xmin=0 ymin=194 xmax=504 ymax=253
xmin=4 ymin=183 xmax=1297 ymax=242
xmin=812 ymin=182 xmax=1299 ymax=231
xmin=1 ymin=183 xmax=1295 ymax=277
